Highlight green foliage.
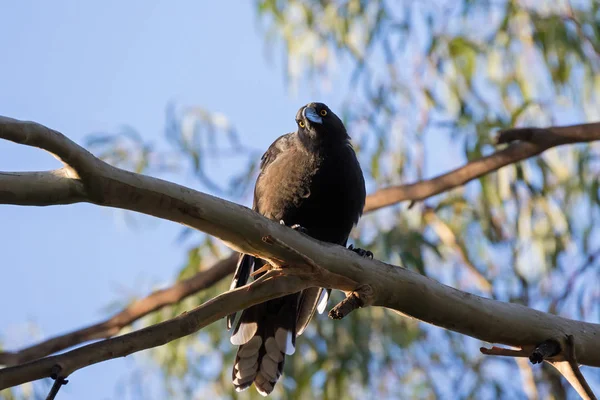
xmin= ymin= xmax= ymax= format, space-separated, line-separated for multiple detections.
xmin=88 ymin=0 xmax=600 ymax=398
xmin=0 ymin=382 xmax=46 ymax=400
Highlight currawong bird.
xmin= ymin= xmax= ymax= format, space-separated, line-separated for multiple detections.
xmin=227 ymin=102 xmax=370 ymax=396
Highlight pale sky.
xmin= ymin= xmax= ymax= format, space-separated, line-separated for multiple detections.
xmin=0 ymin=1 xmax=331 ymax=398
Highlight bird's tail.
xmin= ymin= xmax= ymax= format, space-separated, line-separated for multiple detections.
xmin=230 ymin=294 xmax=299 ymax=396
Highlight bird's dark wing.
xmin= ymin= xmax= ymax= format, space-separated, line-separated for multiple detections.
xmin=252 ymin=133 xmax=294 ymax=211
xmin=296 ymin=287 xmax=330 ymax=336
xmin=252 ymin=132 xmax=331 ymax=335
xmin=227 ymin=133 xmax=294 ymax=330
xmin=226 ymin=253 xmax=256 ymax=330
xmin=259 ymin=132 xmax=294 ymax=170
xmin=229 ymin=132 xmax=319 ymax=395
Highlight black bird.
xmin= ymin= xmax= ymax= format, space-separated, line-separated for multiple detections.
xmin=227 ymin=102 xmax=369 ymax=396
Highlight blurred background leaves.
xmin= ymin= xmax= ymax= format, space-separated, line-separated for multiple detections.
xmin=4 ymin=0 xmax=600 ymax=399
xmin=92 ymin=0 xmax=600 ymax=398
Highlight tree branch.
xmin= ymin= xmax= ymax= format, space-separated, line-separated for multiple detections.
xmin=364 ymin=123 xmax=600 ymax=212
xmin=4 ymin=120 xmax=573 ymax=362
xmin=328 ymin=284 xmax=375 ymax=320
xmin=0 ymin=269 xmax=311 ymax=389
xmin=1 ymin=117 xmax=599 ymax=396
xmin=45 ymin=375 xmax=68 ymax=400
xmin=0 ymin=254 xmax=236 ymax=366
xmin=0 ymin=169 xmax=86 ymax=205
xmin=2 ymin=121 xmax=596 ymax=362
xmin=548 ymin=335 xmax=598 ymax=400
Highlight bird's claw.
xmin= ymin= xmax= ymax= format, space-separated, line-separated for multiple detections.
xmin=280 ymin=220 xmax=308 ymax=234
xmin=348 ymin=244 xmax=373 ymax=259
xmin=290 ymin=224 xmax=308 ymax=234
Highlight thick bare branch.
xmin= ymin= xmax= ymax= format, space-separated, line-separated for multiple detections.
xmin=0 ymin=117 xmax=100 ymax=177
xmin=0 ymin=169 xmax=86 ymax=206
xmin=0 ymin=254 xmax=236 ymax=366
xmin=4 ymin=118 xmax=599 ymax=213
xmin=1 ymin=117 xmax=599 ymax=394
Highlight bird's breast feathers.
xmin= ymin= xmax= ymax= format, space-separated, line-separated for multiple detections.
xmin=254 ymin=134 xmax=364 ymax=231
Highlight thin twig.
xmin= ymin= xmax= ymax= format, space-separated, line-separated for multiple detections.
xmin=480 ymin=345 xmax=529 ymax=358
xmin=45 ymin=377 xmax=68 ymax=400
xmin=364 ymin=122 xmax=600 ymax=211
xmin=328 ymin=284 xmax=375 ymax=319
xmin=483 ymin=337 xmax=597 ymax=400
xmin=548 ymin=336 xmax=597 ymax=400
xmin=329 ymin=292 xmax=363 ymax=319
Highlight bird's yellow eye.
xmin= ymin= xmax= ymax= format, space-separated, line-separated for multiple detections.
xmin=320 ymin=109 xmax=327 ymax=116
xmin=299 ymin=121 xmax=305 ymax=128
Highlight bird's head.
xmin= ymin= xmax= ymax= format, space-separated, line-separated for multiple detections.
xmin=295 ymin=102 xmax=348 ymax=142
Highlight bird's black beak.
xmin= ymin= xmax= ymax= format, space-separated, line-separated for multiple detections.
xmin=303 ymin=106 xmax=323 ymax=125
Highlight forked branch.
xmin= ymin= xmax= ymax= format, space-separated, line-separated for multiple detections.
xmin=0 ymin=116 xmax=599 ymax=397
xmin=2 ymin=120 xmax=598 ymax=364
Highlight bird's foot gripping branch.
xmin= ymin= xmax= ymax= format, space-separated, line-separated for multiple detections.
xmin=1 ymin=115 xmax=599 ymax=399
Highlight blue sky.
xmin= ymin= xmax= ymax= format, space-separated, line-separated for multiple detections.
xmin=0 ymin=1 xmax=527 ymax=399
xmin=2 ymin=0 xmax=599 ymax=399
xmin=0 ymin=1 xmax=340 ymax=398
